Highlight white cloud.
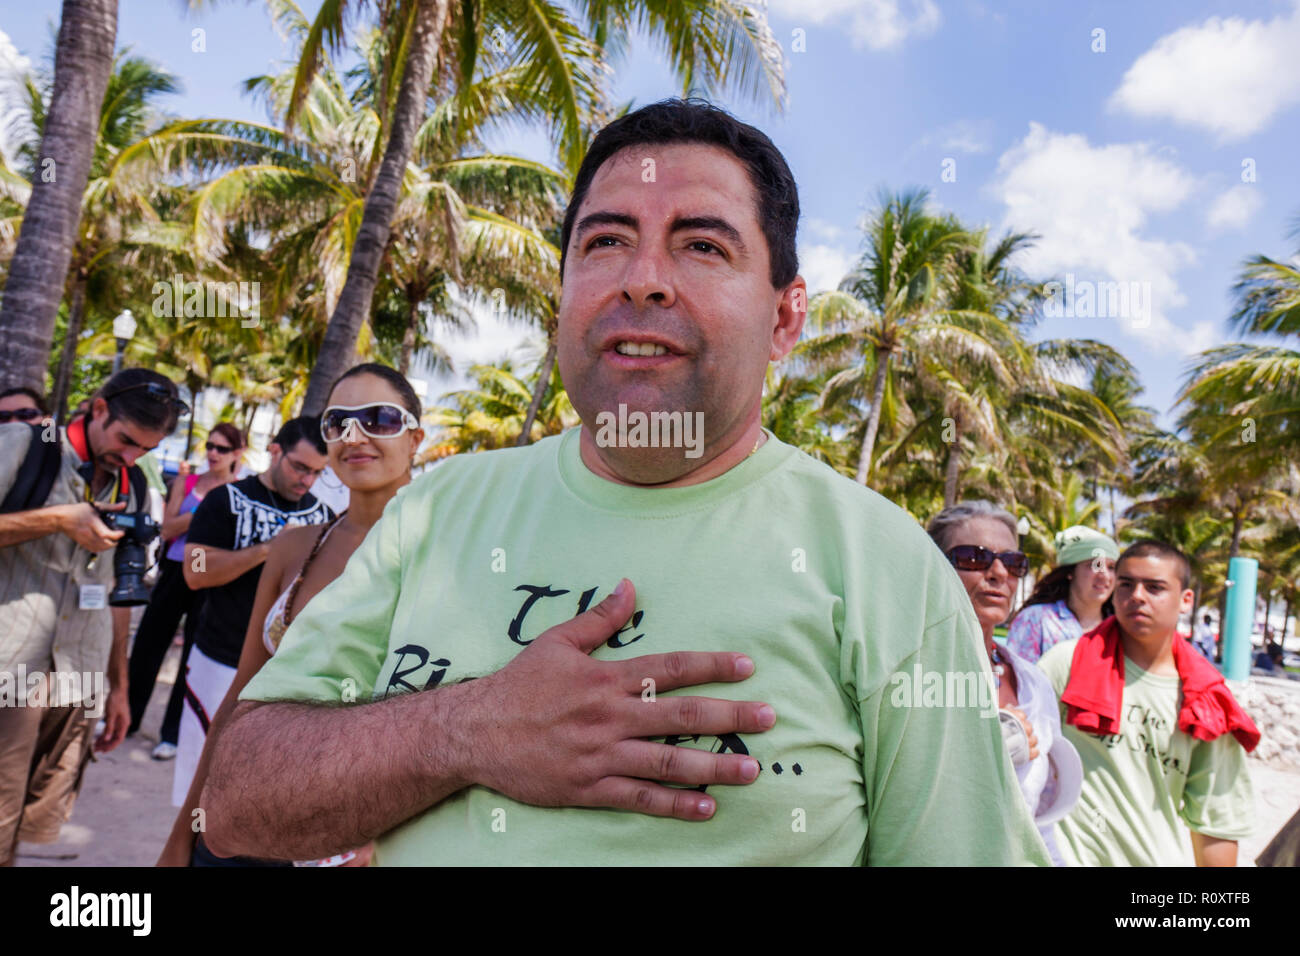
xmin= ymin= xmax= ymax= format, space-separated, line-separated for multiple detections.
xmin=0 ymin=30 xmax=32 ymax=166
xmin=0 ymin=30 xmax=31 ymax=78
xmin=1205 ymin=184 xmax=1263 ymax=231
xmin=1109 ymin=3 xmax=1300 ymax=141
xmin=800 ymin=242 xmax=856 ymax=294
xmin=768 ymin=0 xmax=941 ymax=51
xmin=906 ymin=118 xmax=992 ymax=162
xmin=987 ymin=123 xmax=1203 ymax=352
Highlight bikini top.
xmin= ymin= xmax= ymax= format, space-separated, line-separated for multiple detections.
xmin=262 ymin=513 xmax=345 ymax=656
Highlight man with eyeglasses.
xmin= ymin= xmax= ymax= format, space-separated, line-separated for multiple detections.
xmin=176 ymin=416 xmax=332 ymax=807
xmin=0 ymin=368 xmax=183 ymax=865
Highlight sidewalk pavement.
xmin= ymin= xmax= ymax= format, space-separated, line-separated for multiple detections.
xmin=13 ymin=639 xmax=1300 ymax=866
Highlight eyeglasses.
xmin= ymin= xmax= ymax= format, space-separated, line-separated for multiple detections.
xmin=205 ymin=441 xmax=236 ymax=454
xmin=102 ymin=381 xmax=191 ymax=418
xmin=321 ymin=403 xmax=419 ymax=442
xmin=0 ymin=407 xmax=43 ymax=424
xmin=283 ymin=455 xmax=324 ymax=480
xmin=946 ymin=545 xmax=1029 ymax=578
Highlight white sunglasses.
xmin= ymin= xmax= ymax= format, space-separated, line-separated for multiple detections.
xmin=320 ymin=403 xmax=420 ymax=442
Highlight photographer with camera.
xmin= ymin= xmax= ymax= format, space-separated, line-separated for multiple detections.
xmin=0 ymin=368 xmax=185 ymax=866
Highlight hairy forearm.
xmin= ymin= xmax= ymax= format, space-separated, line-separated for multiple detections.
xmin=0 ymin=504 xmax=66 ymax=549
xmin=202 ymin=682 xmax=481 ymax=860
xmin=185 ymin=543 xmax=267 ymax=589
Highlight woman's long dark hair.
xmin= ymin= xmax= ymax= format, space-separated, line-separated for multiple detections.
xmin=1013 ymin=563 xmax=1114 ymax=623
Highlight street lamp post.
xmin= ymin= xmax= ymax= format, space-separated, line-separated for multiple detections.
xmin=112 ymin=309 xmax=137 ymax=376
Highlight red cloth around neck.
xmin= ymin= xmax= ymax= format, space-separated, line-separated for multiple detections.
xmin=1061 ymin=616 xmax=1259 ymax=752
xmin=67 ymin=416 xmax=129 ymax=496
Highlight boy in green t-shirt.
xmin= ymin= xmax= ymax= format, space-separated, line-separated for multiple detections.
xmin=1038 ymin=541 xmax=1257 ymax=866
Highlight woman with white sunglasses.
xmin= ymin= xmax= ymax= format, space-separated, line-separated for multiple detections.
xmin=157 ymin=363 xmax=424 ymax=867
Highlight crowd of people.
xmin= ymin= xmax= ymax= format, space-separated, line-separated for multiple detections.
xmin=0 ymin=98 xmax=1282 ymax=867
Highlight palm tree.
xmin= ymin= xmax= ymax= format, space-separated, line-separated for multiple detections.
xmin=284 ymin=0 xmax=789 ymax=414
xmin=2 ymin=54 xmax=189 ymax=421
xmin=0 ymin=0 xmax=119 ymax=389
xmin=143 ymin=12 xmax=568 ymax=405
xmin=421 ymin=354 xmax=576 ymax=456
xmin=1179 ymin=218 xmax=1300 ymax=456
xmin=797 ymin=189 xmax=973 ymax=486
xmin=761 ymin=365 xmax=853 ymax=475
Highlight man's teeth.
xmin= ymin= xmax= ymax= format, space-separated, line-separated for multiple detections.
xmin=614 ymin=341 xmax=669 ymax=357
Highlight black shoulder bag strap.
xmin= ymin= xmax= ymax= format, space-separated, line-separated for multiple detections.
xmin=126 ymin=463 xmax=149 ymax=510
xmin=0 ymin=423 xmax=62 ymax=514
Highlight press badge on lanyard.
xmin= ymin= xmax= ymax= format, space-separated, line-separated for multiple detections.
xmin=79 ymin=469 xmax=121 ymax=611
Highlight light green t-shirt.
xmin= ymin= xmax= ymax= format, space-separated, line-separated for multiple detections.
xmin=243 ymin=429 xmax=1050 ymax=866
xmin=1038 ymin=638 xmax=1254 ymax=867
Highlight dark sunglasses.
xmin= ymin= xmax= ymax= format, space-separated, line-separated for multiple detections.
xmin=0 ymin=407 xmax=43 ymax=424
xmin=321 ymin=403 xmax=418 ymax=442
xmin=946 ymin=545 xmax=1030 ymax=578
xmin=102 ymin=381 xmax=191 ymax=418
xmin=205 ymin=440 xmax=236 ymax=454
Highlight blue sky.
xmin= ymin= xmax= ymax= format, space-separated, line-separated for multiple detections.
xmin=3 ymin=0 xmax=1298 ymax=424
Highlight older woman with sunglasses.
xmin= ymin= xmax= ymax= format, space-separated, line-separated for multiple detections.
xmin=158 ymin=363 xmax=423 ymax=867
xmin=927 ymin=501 xmax=1080 ymax=866
xmin=126 ymin=423 xmax=245 ymax=758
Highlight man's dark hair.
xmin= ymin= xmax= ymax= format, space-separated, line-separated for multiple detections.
xmin=98 ymin=368 xmax=183 ymax=433
xmin=1117 ymin=540 xmax=1191 ymax=590
xmin=0 ymin=386 xmax=47 ymax=413
xmin=560 ymin=97 xmax=800 ymax=289
xmin=328 ymin=362 xmax=421 ymax=417
xmin=273 ymin=416 xmax=326 ymax=456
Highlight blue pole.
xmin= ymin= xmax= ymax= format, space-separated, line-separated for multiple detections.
xmin=1223 ymin=556 xmax=1259 ymax=681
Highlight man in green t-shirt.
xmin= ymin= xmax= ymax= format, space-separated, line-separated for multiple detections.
xmin=201 ymin=99 xmax=1049 ymax=866
xmin=1038 ymin=541 xmax=1256 ymax=866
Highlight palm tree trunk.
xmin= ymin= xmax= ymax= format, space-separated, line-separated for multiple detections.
xmin=1109 ymin=484 xmax=1118 ymax=537
xmin=516 ymin=336 xmax=557 ymax=447
xmin=399 ymin=296 xmax=419 ymax=376
xmin=51 ymin=272 xmax=88 ymax=424
xmin=0 ymin=0 xmax=117 ymax=388
xmin=299 ymin=0 xmax=449 ymax=415
xmin=855 ymin=350 xmax=891 ymax=486
xmin=943 ymin=416 xmax=963 ymax=508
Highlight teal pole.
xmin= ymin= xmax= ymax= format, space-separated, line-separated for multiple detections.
xmin=1223 ymin=557 xmax=1259 ymax=681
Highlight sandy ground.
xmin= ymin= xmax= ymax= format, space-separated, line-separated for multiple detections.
xmin=12 ymin=640 xmax=1300 ymax=866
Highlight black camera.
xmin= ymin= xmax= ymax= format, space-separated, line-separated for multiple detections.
xmin=98 ymin=511 xmax=160 ymax=606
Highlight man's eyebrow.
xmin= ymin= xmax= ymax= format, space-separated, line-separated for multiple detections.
xmin=573 ymin=211 xmax=748 ymax=253
xmin=574 ymin=211 xmax=638 ymax=239
xmin=671 ymin=216 xmax=747 ymax=253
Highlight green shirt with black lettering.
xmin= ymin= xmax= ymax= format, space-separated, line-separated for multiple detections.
xmin=243 ymin=429 xmax=1050 ymax=866
xmin=1038 ymin=638 xmax=1254 ymax=866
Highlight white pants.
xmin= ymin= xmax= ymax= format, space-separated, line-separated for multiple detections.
xmin=172 ymin=645 xmax=236 ymax=807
